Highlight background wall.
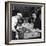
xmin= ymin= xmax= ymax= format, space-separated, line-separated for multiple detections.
xmin=0 ymin=0 xmax=46 ymax=46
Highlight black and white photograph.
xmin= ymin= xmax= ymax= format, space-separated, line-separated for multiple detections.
xmin=5 ymin=2 xmax=45 ymax=44
xmin=12 ymin=4 xmax=41 ymax=40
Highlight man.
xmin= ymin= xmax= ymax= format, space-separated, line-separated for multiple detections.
xmin=32 ymin=12 xmax=41 ymax=32
xmin=32 ymin=12 xmax=41 ymax=38
xmin=12 ymin=13 xmax=22 ymax=39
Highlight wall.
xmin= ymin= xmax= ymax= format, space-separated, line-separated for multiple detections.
xmin=0 ymin=0 xmax=46 ymax=46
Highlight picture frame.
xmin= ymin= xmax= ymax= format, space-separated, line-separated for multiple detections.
xmin=5 ymin=1 xmax=45 ymax=45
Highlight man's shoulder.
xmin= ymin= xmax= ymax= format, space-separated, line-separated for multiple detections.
xmin=12 ymin=16 xmax=16 ymax=18
xmin=12 ymin=16 xmax=17 ymax=19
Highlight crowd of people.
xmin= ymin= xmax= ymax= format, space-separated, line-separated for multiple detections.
xmin=12 ymin=7 xmax=41 ymax=40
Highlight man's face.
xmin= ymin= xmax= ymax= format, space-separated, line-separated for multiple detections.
xmin=32 ymin=13 xmax=36 ymax=19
